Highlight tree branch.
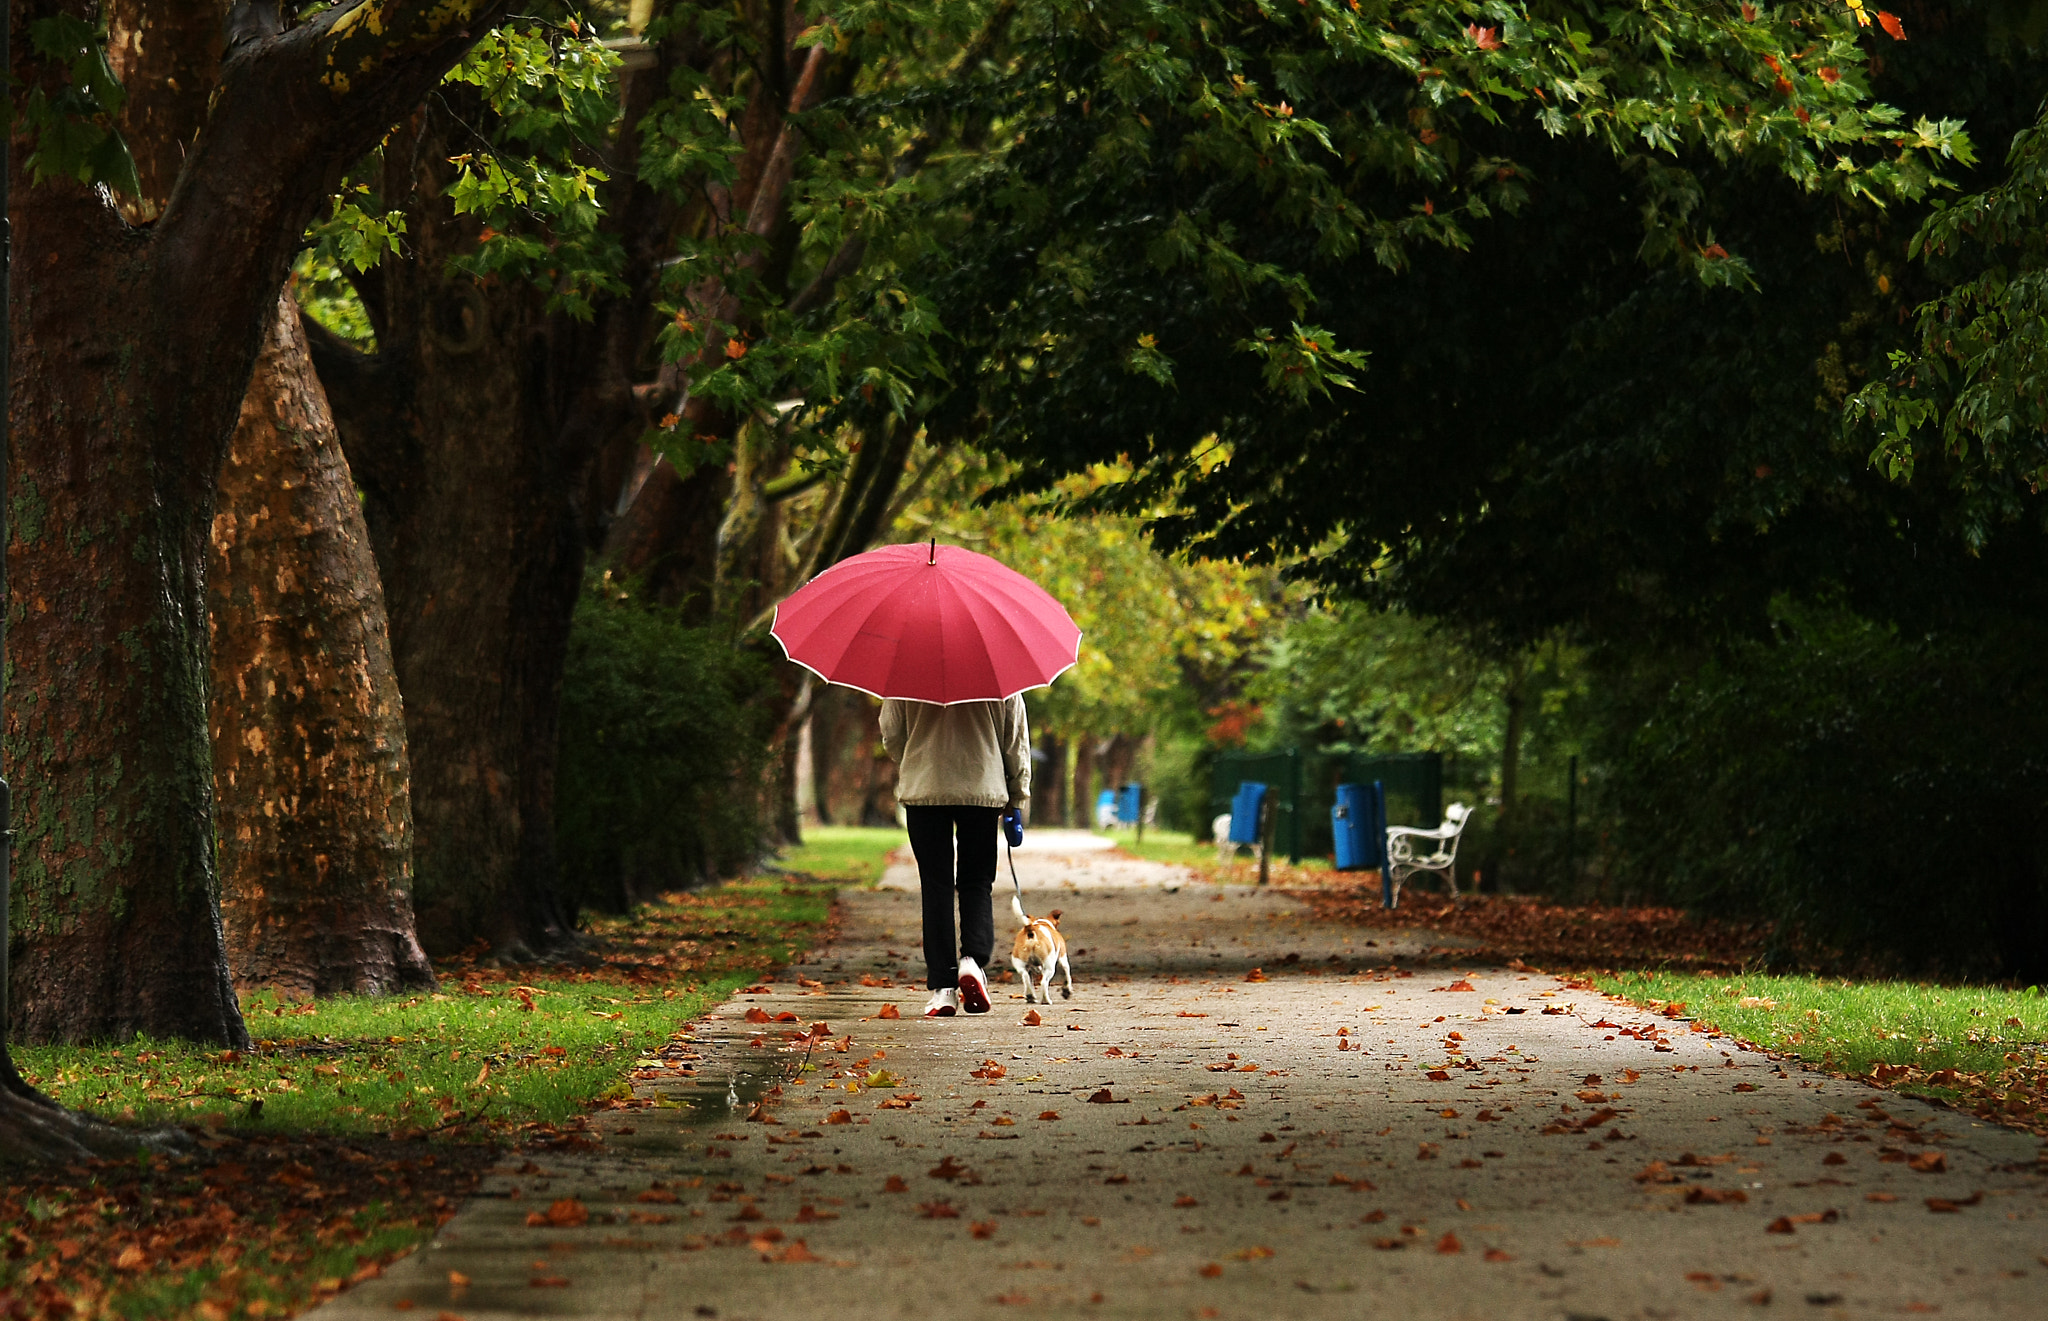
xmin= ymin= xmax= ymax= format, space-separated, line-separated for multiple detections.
xmin=300 ymin=304 xmax=411 ymax=512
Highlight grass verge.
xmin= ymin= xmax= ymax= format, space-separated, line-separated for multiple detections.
xmin=1596 ymin=970 xmax=2048 ymax=1139
xmin=3 ymin=875 xmax=837 ymax=1320
xmin=774 ymin=825 xmax=903 ymax=885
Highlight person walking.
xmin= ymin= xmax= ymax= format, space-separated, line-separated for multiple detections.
xmin=880 ymin=695 xmax=1031 ymax=1017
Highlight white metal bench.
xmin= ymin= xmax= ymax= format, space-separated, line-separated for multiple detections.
xmin=1385 ymin=802 xmax=1474 ymax=905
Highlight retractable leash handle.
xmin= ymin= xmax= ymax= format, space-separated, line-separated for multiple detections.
xmin=1003 ymin=808 xmax=1025 ymax=903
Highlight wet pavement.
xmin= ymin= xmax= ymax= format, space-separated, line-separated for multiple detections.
xmin=313 ymin=832 xmax=2047 ymax=1320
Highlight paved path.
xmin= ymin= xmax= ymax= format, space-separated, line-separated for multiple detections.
xmin=319 ymin=834 xmax=2046 ymax=1320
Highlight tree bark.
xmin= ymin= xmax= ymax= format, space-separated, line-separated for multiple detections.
xmin=809 ymin=685 xmax=840 ymax=824
xmin=209 ymin=289 xmax=432 ymax=999
xmin=311 ymin=84 xmax=668 ymax=959
xmin=1489 ymin=653 xmax=1530 ymax=895
xmin=5 ymin=0 xmax=507 ymax=1060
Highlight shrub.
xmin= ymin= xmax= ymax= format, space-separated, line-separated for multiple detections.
xmin=1597 ymin=602 xmax=2048 ymax=980
xmin=555 ymin=579 xmax=778 ymax=915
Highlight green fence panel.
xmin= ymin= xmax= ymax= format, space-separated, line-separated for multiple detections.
xmin=1210 ymin=748 xmax=1303 ymax=863
xmin=1341 ymin=752 xmax=1442 ymax=831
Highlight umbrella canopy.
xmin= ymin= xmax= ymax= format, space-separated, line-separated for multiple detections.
xmin=770 ymin=541 xmax=1082 ymax=704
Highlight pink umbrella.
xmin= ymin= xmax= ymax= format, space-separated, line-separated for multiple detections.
xmin=770 ymin=541 xmax=1082 ymax=704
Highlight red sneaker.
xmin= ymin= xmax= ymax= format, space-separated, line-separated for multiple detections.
xmin=957 ymin=957 xmax=991 ymax=1014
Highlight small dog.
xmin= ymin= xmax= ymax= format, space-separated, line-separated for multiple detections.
xmin=1009 ymin=893 xmax=1074 ymax=1004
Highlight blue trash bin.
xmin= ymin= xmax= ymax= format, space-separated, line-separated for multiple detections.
xmin=1332 ymin=783 xmax=1369 ymax=870
xmin=1227 ymin=782 xmax=1267 ymax=844
xmin=1115 ymin=783 xmax=1141 ymax=824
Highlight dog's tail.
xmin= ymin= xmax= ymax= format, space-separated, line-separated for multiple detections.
xmin=1011 ymin=891 xmax=1029 ymax=926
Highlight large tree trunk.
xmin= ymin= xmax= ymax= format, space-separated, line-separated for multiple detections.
xmin=2 ymin=0 xmax=507 ymax=1074
xmin=310 ymin=88 xmax=665 ymax=959
xmin=209 ymin=290 xmax=432 ymax=998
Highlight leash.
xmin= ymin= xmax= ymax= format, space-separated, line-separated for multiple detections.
xmin=1004 ymin=810 xmax=1024 ymax=908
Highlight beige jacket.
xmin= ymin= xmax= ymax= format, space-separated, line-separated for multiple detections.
xmin=879 ymin=696 xmax=1032 ymax=810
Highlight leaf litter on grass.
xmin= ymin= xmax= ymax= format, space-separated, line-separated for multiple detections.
xmin=4 ymin=877 xmax=837 ymax=1320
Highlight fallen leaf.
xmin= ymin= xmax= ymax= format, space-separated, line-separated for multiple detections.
xmin=884 ymin=1175 xmax=909 ymax=1192
xmin=1426 ymin=1069 xmax=1451 ymax=1082
xmin=919 ymin=1201 xmax=960 ymax=1219
xmin=1865 ymin=1192 xmax=1898 ymax=1203
xmin=1088 ymin=1089 xmax=1117 ymax=1104
xmin=1685 ymin=1188 xmax=1749 ymax=1205
xmin=528 ymin=1198 xmax=588 ymax=1228
xmin=1908 ymin=1151 xmax=1947 ymax=1174
xmin=636 ymin=1188 xmax=679 ymax=1204
xmin=1436 ymin=1232 xmax=1462 ymax=1254
xmin=529 ymin=1276 xmax=570 ymax=1288
xmin=876 ymin=1004 xmax=901 ymax=1020
xmin=1198 ymin=1264 xmax=1223 ymax=1277
xmin=1175 ymin=1196 xmax=1199 ymax=1208
xmin=1437 ymin=980 xmax=1477 ymax=992
xmin=1244 ymin=969 xmax=1267 ymax=982
xmin=971 ymin=1220 xmax=998 ymax=1239
xmin=114 ymin=1244 xmax=147 ymax=1272
xmin=826 ymin=1109 xmax=853 ymax=1124
xmin=1038 ymin=1111 xmax=1061 ymax=1121
xmin=745 ymin=1007 xmax=771 ymax=1024
xmin=447 ymin=1272 xmax=471 ymax=1288
xmin=1023 ymin=1010 xmax=1043 ymax=1026
xmin=1484 ymin=1248 xmax=1513 ymax=1262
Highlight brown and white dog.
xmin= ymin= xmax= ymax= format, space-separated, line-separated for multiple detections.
xmin=1009 ymin=893 xmax=1074 ymax=1004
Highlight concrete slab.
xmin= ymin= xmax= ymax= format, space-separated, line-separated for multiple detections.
xmin=313 ymin=867 xmax=2047 ymax=1321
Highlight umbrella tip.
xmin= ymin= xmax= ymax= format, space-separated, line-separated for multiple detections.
xmin=929 ymin=537 xmax=936 ymax=565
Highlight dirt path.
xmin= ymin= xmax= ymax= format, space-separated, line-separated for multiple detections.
xmin=316 ymin=835 xmax=2045 ymax=1320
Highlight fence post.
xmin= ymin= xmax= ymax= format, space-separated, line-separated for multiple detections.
xmin=1257 ymin=791 xmax=1273 ymax=887
xmin=1565 ymin=754 xmax=1578 ymax=882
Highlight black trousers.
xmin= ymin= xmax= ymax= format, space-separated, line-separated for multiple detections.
xmin=904 ymin=805 xmax=999 ymax=990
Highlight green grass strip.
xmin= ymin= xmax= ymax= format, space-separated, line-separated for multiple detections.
xmin=17 ymin=877 xmax=834 ymax=1138
xmin=1596 ymin=969 xmax=2048 ymax=1134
